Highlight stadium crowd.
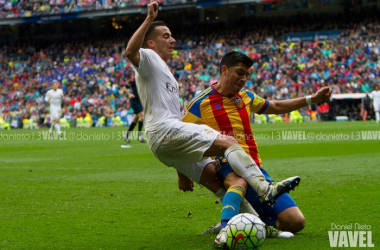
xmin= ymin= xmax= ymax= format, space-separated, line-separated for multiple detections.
xmin=1 ymin=9 xmax=380 ymax=128
xmin=0 ymin=0 xmax=190 ymax=18
xmin=0 ymin=0 xmax=342 ymax=19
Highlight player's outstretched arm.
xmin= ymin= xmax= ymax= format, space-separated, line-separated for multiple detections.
xmin=125 ymin=0 xmax=159 ymax=67
xmin=263 ymin=86 xmax=332 ymax=114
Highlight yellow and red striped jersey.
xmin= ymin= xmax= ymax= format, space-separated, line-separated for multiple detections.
xmin=182 ymin=83 xmax=269 ymax=167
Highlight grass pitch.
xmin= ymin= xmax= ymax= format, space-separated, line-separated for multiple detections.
xmin=0 ymin=122 xmax=379 ymax=249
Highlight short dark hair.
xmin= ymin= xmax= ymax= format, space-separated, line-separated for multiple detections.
xmin=220 ymin=51 xmax=253 ymax=72
xmin=143 ymin=21 xmax=167 ymax=48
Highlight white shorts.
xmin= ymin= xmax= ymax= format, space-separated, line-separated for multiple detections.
xmin=50 ymin=110 xmax=61 ymax=121
xmin=150 ymin=120 xmax=219 ymax=182
xmin=175 ymin=158 xmax=215 ymax=183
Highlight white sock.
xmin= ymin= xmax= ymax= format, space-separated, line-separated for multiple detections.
xmin=225 ymin=144 xmax=269 ymax=196
xmin=376 ymin=112 xmax=380 ymax=122
xmin=240 ymin=198 xmax=259 ymax=217
xmin=215 ymin=188 xmax=226 ymax=203
xmin=54 ymin=123 xmax=61 ymax=134
xmin=50 ymin=124 xmax=53 ymax=133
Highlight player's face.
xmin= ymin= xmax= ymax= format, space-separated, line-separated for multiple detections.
xmin=222 ymin=62 xmax=250 ymax=95
xmin=52 ymin=83 xmax=58 ymax=90
xmin=150 ymin=26 xmax=176 ymax=61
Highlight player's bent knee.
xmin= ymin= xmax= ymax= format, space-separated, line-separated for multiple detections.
xmin=205 ymin=134 xmax=240 ymax=156
xmin=132 ymin=116 xmax=139 ymax=123
xmin=278 ymin=207 xmax=305 ymax=233
xmin=290 ymin=215 xmax=305 ymax=233
xmin=281 ymin=214 xmax=305 ymax=233
xmin=224 ymin=173 xmax=247 ymax=190
xmin=215 ymin=134 xmax=239 ymax=150
xmin=224 ymin=135 xmax=238 ymax=146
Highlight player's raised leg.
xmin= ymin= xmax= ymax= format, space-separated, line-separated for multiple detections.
xmin=204 ymin=134 xmax=300 ymax=207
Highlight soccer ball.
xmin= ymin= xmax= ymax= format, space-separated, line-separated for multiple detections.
xmin=226 ymin=213 xmax=266 ymax=250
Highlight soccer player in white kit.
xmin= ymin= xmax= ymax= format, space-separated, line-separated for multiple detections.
xmin=371 ymin=85 xmax=380 ymax=123
xmin=45 ymin=81 xmax=64 ymax=136
xmin=125 ymin=0 xmax=300 ymax=208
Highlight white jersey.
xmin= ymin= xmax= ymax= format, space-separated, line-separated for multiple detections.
xmin=134 ymin=49 xmax=181 ymax=146
xmin=45 ymin=89 xmax=63 ymax=111
xmin=371 ymin=89 xmax=380 ymax=111
xmin=371 ymin=90 xmax=380 ymax=104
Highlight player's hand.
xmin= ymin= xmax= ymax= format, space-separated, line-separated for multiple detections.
xmin=177 ymin=171 xmax=194 ymax=192
xmin=312 ymin=86 xmax=332 ymax=103
xmin=147 ymin=0 xmax=159 ymax=20
xmin=129 ymin=94 xmax=136 ymax=99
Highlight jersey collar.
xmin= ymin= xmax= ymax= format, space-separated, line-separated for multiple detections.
xmin=211 ymin=82 xmax=242 ymax=98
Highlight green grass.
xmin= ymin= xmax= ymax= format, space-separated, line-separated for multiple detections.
xmin=0 ymin=122 xmax=379 ymax=250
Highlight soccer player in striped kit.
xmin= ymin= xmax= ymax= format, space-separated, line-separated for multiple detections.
xmin=182 ymin=51 xmax=332 ymax=247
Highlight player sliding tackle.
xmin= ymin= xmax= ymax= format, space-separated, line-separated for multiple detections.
xmin=182 ymin=51 xmax=332 ymax=248
xmin=126 ymin=0 xmax=301 ymax=227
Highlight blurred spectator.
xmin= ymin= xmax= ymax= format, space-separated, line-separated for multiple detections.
xmin=361 ymin=91 xmax=372 ymax=121
xmin=0 ymin=0 xmax=191 ymax=18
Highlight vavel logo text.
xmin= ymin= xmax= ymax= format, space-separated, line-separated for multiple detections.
xmin=328 ymin=223 xmax=374 ymax=248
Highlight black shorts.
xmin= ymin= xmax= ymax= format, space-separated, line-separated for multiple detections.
xmin=130 ymin=99 xmax=143 ymax=114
